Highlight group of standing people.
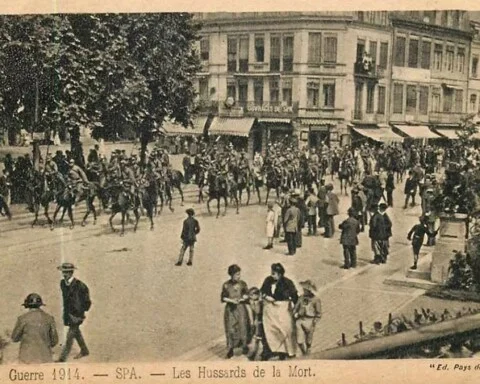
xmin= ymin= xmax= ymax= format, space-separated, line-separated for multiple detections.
xmin=221 ymin=263 xmax=322 ymax=360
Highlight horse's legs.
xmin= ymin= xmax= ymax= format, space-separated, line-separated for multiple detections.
xmin=109 ymin=210 xmax=117 ymax=232
xmin=256 ymin=184 xmax=261 ymax=205
xmin=246 ymin=187 xmax=251 ymax=206
xmin=207 ymin=197 xmax=212 ymax=215
xmin=44 ymin=203 xmax=52 ymax=225
xmin=133 ymin=208 xmax=140 ymax=232
xmin=222 ymin=195 xmax=228 ymax=216
xmin=216 ymin=197 xmax=220 ymax=219
xmin=51 ymin=205 xmax=62 ymax=230
xmin=265 ymin=188 xmax=270 ymax=205
xmin=178 ymin=185 xmax=184 ymax=206
xmin=235 ymin=195 xmax=239 ymax=214
xmin=120 ymin=211 xmax=126 ymax=236
xmin=31 ymin=204 xmax=39 ymax=227
xmin=67 ymin=206 xmax=74 ymax=229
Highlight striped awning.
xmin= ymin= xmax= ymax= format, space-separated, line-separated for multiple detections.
xmin=393 ymin=125 xmax=441 ymax=139
xmin=208 ymin=117 xmax=255 ymax=137
xmin=352 ymin=127 xmax=403 ymax=143
xmin=257 ymin=118 xmax=292 ymax=124
xmin=299 ymin=118 xmax=336 ymax=126
xmin=162 ymin=117 xmax=206 ymax=136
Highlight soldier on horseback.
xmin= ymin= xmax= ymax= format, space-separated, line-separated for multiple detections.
xmin=67 ymin=159 xmax=89 ymax=203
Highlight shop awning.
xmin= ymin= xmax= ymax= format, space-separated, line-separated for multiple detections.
xmin=393 ymin=125 xmax=441 ymax=139
xmin=162 ymin=117 xmax=206 ymax=136
xmin=257 ymin=118 xmax=292 ymax=124
xmin=352 ymin=127 xmax=403 ymax=143
xmin=208 ymin=117 xmax=255 ymax=137
xmin=299 ymin=118 xmax=336 ymax=126
xmin=435 ymin=129 xmax=459 ymax=139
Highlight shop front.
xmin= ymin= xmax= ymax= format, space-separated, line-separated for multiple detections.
xmin=207 ymin=117 xmax=256 ymax=157
xmin=350 ymin=124 xmax=404 ymax=147
xmin=392 ymin=125 xmax=442 ymax=146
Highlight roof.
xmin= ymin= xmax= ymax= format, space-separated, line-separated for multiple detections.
xmin=208 ymin=117 xmax=255 ymax=137
xmin=393 ymin=125 xmax=441 ymax=139
xmin=352 ymin=126 xmax=403 ymax=143
xmin=162 ymin=117 xmax=207 ymax=136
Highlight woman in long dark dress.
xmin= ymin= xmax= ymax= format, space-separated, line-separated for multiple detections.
xmin=260 ymin=263 xmax=298 ymax=360
xmin=221 ymin=264 xmax=251 ymax=358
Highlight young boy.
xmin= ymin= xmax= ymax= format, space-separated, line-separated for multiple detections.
xmin=293 ymin=280 xmax=322 ymax=355
xmin=247 ymin=287 xmax=263 ymax=361
xmin=407 ymin=216 xmax=438 ymax=270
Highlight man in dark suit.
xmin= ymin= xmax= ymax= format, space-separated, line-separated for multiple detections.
xmin=284 ymin=198 xmax=300 ymax=255
xmin=176 ymin=208 xmax=200 ymax=266
xmin=404 ymin=171 xmax=418 ymax=208
xmin=369 ymin=203 xmax=392 ymax=264
xmin=12 ymin=293 xmax=59 ymax=364
xmin=57 ymin=263 xmax=91 ymax=362
xmin=324 ymin=184 xmax=339 ymax=238
xmin=339 ymin=208 xmax=361 ymax=269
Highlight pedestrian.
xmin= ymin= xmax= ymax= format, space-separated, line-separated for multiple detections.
xmin=295 ymin=190 xmax=306 ymax=248
xmin=264 ymin=202 xmax=277 ymax=250
xmin=351 ymin=187 xmax=364 ymax=232
xmin=246 ymin=287 xmax=264 ymax=361
xmin=305 ymin=188 xmax=319 ymax=236
xmin=293 ymin=280 xmax=322 ymax=355
xmin=369 ymin=203 xmax=392 ymax=264
xmin=182 ymin=153 xmax=191 ymax=184
xmin=221 ymin=264 xmax=251 ymax=359
xmin=283 ymin=197 xmax=300 ymax=255
xmin=339 ymin=208 xmax=361 ymax=269
xmin=357 ymin=185 xmax=368 ymax=228
xmin=57 ymin=263 xmax=91 ymax=362
xmin=324 ymin=184 xmax=339 ymax=238
xmin=176 ymin=208 xmax=200 ymax=266
xmin=317 ymin=178 xmax=327 ymax=228
xmin=407 ymin=216 xmax=438 ymax=270
xmin=404 ymin=171 xmax=418 ymax=208
xmin=386 ymin=170 xmax=395 ymax=207
xmin=273 ymin=199 xmax=283 ymax=239
xmin=12 ymin=293 xmax=59 ymax=364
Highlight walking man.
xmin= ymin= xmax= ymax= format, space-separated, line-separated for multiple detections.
xmin=305 ymin=188 xmax=319 ymax=236
xmin=324 ymin=184 xmax=339 ymax=238
xmin=176 ymin=208 xmax=200 ymax=266
xmin=369 ymin=203 xmax=392 ymax=264
xmin=404 ymin=171 xmax=418 ymax=208
xmin=339 ymin=208 xmax=361 ymax=269
xmin=57 ymin=263 xmax=91 ymax=362
xmin=284 ymin=197 xmax=300 ymax=255
xmin=12 ymin=293 xmax=59 ymax=364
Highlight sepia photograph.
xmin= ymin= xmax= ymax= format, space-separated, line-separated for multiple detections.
xmin=2 ymin=5 xmax=480 ymax=382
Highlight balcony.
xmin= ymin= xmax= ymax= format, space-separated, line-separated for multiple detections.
xmin=219 ymin=101 xmax=299 ymax=118
xmin=354 ymin=62 xmax=386 ymax=81
xmin=429 ymin=111 xmax=469 ymax=124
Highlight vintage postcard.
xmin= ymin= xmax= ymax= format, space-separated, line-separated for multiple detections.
xmin=2 ymin=1 xmax=480 ymax=383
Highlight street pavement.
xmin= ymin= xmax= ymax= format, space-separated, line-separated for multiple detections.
xmin=0 ymin=167 xmax=473 ymax=363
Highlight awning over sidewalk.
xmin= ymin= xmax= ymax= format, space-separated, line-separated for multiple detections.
xmin=208 ymin=117 xmax=255 ymax=137
xmin=299 ymin=118 xmax=336 ymax=126
xmin=435 ymin=129 xmax=459 ymax=139
xmin=393 ymin=125 xmax=441 ymax=139
xmin=162 ymin=117 xmax=207 ymax=136
xmin=352 ymin=126 xmax=403 ymax=143
xmin=257 ymin=118 xmax=292 ymax=124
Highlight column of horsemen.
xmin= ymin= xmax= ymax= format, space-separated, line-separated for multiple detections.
xmin=0 ymin=139 xmax=445 ymax=231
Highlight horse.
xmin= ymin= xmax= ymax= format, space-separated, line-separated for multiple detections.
xmin=138 ymin=177 xmax=158 ymax=230
xmin=235 ymin=167 xmax=251 ymax=205
xmin=108 ymin=182 xmax=141 ymax=236
xmin=338 ymin=159 xmax=354 ymax=195
xmin=264 ymin=166 xmax=282 ymax=204
xmin=29 ymin=174 xmax=55 ymax=227
xmin=392 ymin=155 xmax=407 ymax=183
xmin=167 ymin=169 xmax=185 ymax=206
xmin=206 ymin=173 xmax=230 ymax=218
xmin=196 ymin=166 xmax=208 ymax=204
xmin=157 ymin=173 xmax=174 ymax=214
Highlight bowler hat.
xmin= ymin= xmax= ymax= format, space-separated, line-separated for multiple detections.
xmin=22 ymin=293 xmax=45 ymax=308
xmin=299 ymin=280 xmax=318 ymax=295
xmin=57 ymin=262 xmax=77 ymax=272
xmin=186 ymin=208 xmax=195 ymax=216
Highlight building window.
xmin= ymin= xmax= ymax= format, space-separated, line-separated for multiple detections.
xmin=393 ymin=83 xmax=404 ymax=113
xmin=227 ymin=37 xmax=237 ymax=72
xmin=238 ymin=81 xmax=248 ymax=104
xmin=423 ymin=11 xmax=436 ymax=23
xmin=406 ymin=85 xmax=417 ymax=114
xmin=323 ymin=82 xmax=335 ymax=108
xmin=198 ymin=78 xmax=209 ymax=101
xmin=441 ymin=11 xmax=448 ymax=26
xmin=270 ymin=80 xmax=279 ymax=103
xmin=457 ymin=47 xmax=465 ymax=73
xmin=254 ymin=36 xmax=265 ymax=63
xmin=470 ymin=94 xmax=477 ymax=112
xmin=283 ymin=36 xmax=294 ymax=72
xmin=239 ymin=37 xmax=249 ymax=72
xmin=254 ymin=79 xmax=264 ymax=106
xmin=200 ymin=37 xmax=209 ymax=61
xmin=356 ymin=39 xmax=366 ymax=63
xmin=433 ymin=43 xmax=443 ymax=71
xmin=324 ymin=36 xmax=337 ymax=63
xmin=358 ymin=11 xmax=364 ymax=22
xmin=227 ymin=81 xmax=236 ymax=100
xmin=270 ymin=36 xmax=281 ymax=72
xmin=379 ymin=42 xmax=388 ymax=69
xmin=377 ymin=86 xmax=386 ymax=114
xmin=394 ymin=36 xmax=406 ymax=67
xmin=408 ymin=39 xmax=419 ymax=68
xmin=369 ymin=41 xmax=377 ymax=65
xmin=443 ymin=88 xmax=453 ymax=112
xmin=454 ymin=89 xmax=463 ymax=112
xmin=307 ymin=81 xmax=320 ymax=108
xmin=420 ymin=41 xmax=431 ymax=69
xmin=452 ymin=10 xmax=460 ymax=28
xmin=446 ymin=45 xmax=454 ymax=72
xmin=472 ymin=56 xmax=479 ymax=78
xmin=366 ymin=83 xmax=375 ymax=113
xmin=431 ymin=88 xmax=441 ymax=112
xmin=282 ymin=79 xmax=292 ymax=106
xmin=419 ymin=86 xmax=429 ymax=115
xmin=308 ymin=32 xmax=322 ymax=64
xmin=354 ymin=83 xmax=363 ymax=119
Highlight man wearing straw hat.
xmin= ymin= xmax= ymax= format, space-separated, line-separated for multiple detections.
xmin=57 ymin=263 xmax=91 ymax=362
xmin=12 ymin=293 xmax=59 ymax=364
xmin=293 ymin=280 xmax=322 ymax=355
xmin=176 ymin=208 xmax=200 ymax=266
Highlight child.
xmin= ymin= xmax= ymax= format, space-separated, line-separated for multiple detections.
xmin=264 ymin=203 xmax=276 ymax=249
xmin=247 ymin=287 xmax=263 ymax=361
xmin=407 ymin=216 xmax=438 ymax=270
xmin=293 ymin=280 xmax=322 ymax=355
